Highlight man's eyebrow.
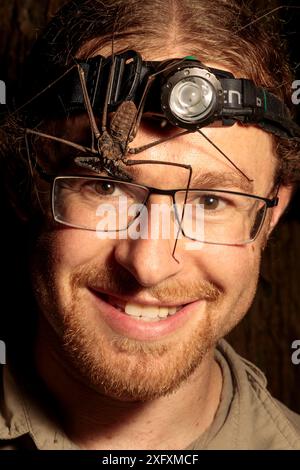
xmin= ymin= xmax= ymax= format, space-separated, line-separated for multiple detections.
xmin=191 ymin=171 xmax=254 ymax=193
xmin=65 ymin=161 xmax=253 ymax=193
xmin=128 ymin=167 xmax=254 ymax=193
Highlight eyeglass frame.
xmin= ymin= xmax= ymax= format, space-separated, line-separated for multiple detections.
xmin=35 ymin=163 xmax=280 ymax=245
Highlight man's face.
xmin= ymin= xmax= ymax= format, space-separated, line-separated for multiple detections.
xmin=30 ymin=51 xmax=286 ymax=402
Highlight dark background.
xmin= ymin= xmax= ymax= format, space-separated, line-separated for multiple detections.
xmin=0 ymin=0 xmax=299 ymax=412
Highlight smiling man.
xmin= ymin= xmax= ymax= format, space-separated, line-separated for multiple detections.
xmin=0 ymin=0 xmax=300 ymax=451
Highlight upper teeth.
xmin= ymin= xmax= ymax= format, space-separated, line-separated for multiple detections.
xmin=104 ymin=294 xmax=183 ymax=321
xmin=124 ymin=303 xmax=179 ymax=319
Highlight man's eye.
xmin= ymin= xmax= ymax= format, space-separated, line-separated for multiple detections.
xmin=198 ymin=195 xmax=225 ymax=210
xmin=95 ymin=181 xmax=115 ymax=195
xmin=84 ymin=181 xmax=119 ymax=196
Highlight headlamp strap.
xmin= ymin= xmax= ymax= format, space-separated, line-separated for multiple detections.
xmin=31 ymin=50 xmax=300 ymax=142
xmin=220 ymin=78 xmax=299 ymax=139
xmin=55 ymin=50 xmax=143 ymax=115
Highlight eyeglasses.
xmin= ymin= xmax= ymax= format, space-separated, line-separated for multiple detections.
xmin=38 ymin=172 xmax=279 ymax=246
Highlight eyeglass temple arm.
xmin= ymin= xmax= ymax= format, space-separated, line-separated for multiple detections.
xmin=266 ymin=180 xmax=281 ymax=208
xmin=29 ymin=160 xmax=55 ymax=183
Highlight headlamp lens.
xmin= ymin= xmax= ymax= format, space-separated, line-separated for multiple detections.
xmin=169 ymin=77 xmax=214 ymax=122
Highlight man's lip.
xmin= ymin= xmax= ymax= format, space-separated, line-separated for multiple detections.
xmin=87 ymin=287 xmax=206 ymax=341
xmin=89 ymin=287 xmax=197 ymax=308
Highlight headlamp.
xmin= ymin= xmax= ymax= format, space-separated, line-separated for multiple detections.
xmin=168 ymin=74 xmax=215 ymax=122
xmin=161 ymin=64 xmax=223 ymax=129
xmin=32 ymin=49 xmax=300 ymax=142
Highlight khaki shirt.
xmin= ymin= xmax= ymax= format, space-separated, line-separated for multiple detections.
xmin=0 ymin=340 xmax=300 ymax=450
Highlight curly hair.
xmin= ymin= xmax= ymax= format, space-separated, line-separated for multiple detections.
xmin=1 ymin=0 xmax=300 ymax=218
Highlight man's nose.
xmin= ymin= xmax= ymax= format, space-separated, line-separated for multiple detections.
xmin=113 ymin=196 xmax=184 ymax=287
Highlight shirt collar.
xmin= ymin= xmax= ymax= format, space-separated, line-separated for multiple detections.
xmin=0 ymin=364 xmax=78 ymax=450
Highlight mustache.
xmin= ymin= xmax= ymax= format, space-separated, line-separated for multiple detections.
xmin=71 ymin=263 xmax=221 ymax=304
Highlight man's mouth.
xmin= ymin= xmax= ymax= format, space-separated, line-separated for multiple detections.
xmin=103 ymin=294 xmax=183 ymax=322
xmin=88 ymin=289 xmax=205 ymax=340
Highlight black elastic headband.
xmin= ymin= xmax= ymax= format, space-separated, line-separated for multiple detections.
xmin=24 ymin=49 xmax=300 ymax=141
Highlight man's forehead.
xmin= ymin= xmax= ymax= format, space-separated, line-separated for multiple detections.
xmin=45 ymin=113 xmax=274 ymax=193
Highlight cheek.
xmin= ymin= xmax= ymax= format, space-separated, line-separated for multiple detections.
xmin=32 ymin=229 xmax=117 ymax=327
xmin=46 ymin=229 xmax=116 ymax=272
xmin=190 ymin=243 xmax=262 ymax=332
xmin=32 ymin=228 xmax=116 ymax=308
xmin=192 ymin=242 xmax=261 ymax=297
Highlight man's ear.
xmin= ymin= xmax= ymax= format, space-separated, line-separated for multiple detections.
xmin=267 ymin=184 xmax=294 ymax=237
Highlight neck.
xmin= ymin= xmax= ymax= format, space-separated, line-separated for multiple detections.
xmin=34 ymin=319 xmax=222 ymax=450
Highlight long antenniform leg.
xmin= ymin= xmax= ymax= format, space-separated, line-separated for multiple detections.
xmin=197 ymin=130 xmax=253 ymax=182
xmin=77 ymin=64 xmax=101 ymax=143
